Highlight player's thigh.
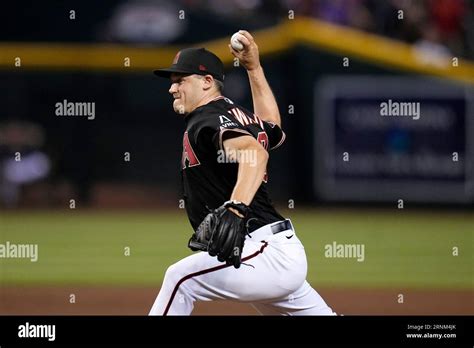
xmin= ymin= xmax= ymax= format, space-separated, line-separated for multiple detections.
xmin=189 ymin=240 xmax=271 ymax=299
xmin=252 ymin=281 xmax=336 ymax=316
xmin=164 ymin=240 xmax=302 ymax=302
xmin=163 ymin=241 xmax=265 ymax=295
xmin=163 ymin=251 xmax=221 ymax=285
xmin=197 ymin=240 xmax=300 ymax=301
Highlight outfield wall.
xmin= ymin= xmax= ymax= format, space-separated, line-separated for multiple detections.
xmin=1 ymin=18 xmax=473 ymax=206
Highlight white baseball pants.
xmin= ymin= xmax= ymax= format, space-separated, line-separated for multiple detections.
xmin=149 ymin=220 xmax=335 ymax=315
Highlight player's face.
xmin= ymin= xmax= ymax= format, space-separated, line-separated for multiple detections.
xmin=169 ymin=74 xmax=205 ymax=115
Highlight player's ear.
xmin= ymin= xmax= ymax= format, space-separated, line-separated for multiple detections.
xmin=202 ymin=75 xmax=214 ymax=91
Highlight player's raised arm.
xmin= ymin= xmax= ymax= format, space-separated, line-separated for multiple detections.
xmin=229 ymin=30 xmax=281 ymax=128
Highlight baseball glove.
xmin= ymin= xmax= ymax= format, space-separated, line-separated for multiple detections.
xmin=188 ymin=200 xmax=250 ymax=268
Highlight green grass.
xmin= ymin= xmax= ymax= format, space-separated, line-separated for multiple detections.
xmin=292 ymin=209 xmax=473 ymax=289
xmin=0 ymin=209 xmax=472 ymax=289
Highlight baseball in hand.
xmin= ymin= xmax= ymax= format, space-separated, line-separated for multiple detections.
xmin=230 ymin=32 xmax=245 ymax=51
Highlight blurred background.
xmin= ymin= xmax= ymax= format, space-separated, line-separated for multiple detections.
xmin=0 ymin=0 xmax=473 ymax=315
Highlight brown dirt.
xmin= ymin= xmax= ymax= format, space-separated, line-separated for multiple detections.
xmin=0 ymin=286 xmax=472 ymax=315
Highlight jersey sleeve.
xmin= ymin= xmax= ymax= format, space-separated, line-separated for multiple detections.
xmin=261 ymin=120 xmax=286 ymax=150
xmin=192 ymin=112 xmax=252 ymax=151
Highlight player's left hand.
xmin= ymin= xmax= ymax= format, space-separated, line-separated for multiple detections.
xmin=188 ymin=201 xmax=250 ymax=268
xmin=228 ymin=30 xmax=261 ymax=71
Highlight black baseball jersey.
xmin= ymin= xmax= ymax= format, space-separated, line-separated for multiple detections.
xmin=181 ymin=96 xmax=286 ymax=232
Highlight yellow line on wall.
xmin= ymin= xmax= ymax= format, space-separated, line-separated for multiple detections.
xmin=284 ymin=18 xmax=474 ymax=85
xmin=0 ymin=17 xmax=473 ymax=85
xmin=0 ymin=42 xmax=180 ymax=71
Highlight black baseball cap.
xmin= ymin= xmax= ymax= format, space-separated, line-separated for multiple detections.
xmin=153 ymin=47 xmax=225 ymax=82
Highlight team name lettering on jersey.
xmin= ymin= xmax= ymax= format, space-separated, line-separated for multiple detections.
xmin=182 ymin=131 xmax=200 ymax=169
xmin=229 ymin=108 xmax=264 ymax=129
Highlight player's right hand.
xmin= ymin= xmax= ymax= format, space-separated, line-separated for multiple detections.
xmin=228 ymin=30 xmax=261 ymax=71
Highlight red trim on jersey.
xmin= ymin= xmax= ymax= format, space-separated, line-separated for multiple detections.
xmin=163 ymin=242 xmax=269 ymax=316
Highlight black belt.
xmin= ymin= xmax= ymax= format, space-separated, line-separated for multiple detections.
xmin=270 ymin=219 xmax=293 ymax=235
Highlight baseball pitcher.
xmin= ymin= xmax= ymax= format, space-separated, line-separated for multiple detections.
xmin=149 ymin=30 xmax=334 ymax=315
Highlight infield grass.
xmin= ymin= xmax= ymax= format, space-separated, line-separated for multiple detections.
xmin=1 ymin=209 xmax=472 ymax=289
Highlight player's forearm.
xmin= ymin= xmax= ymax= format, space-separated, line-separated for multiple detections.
xmin=247 ymin=66 xmax=281 ymax=127
xmin=230 ymin=146 xmax=268 ymax=206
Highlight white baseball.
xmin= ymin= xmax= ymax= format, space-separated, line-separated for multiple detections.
xmin=230 ymin=32 xmax=245 ymax=51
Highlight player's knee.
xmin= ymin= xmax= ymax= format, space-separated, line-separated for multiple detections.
xmin=163 ymin=262 xmax=186 ymax=286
